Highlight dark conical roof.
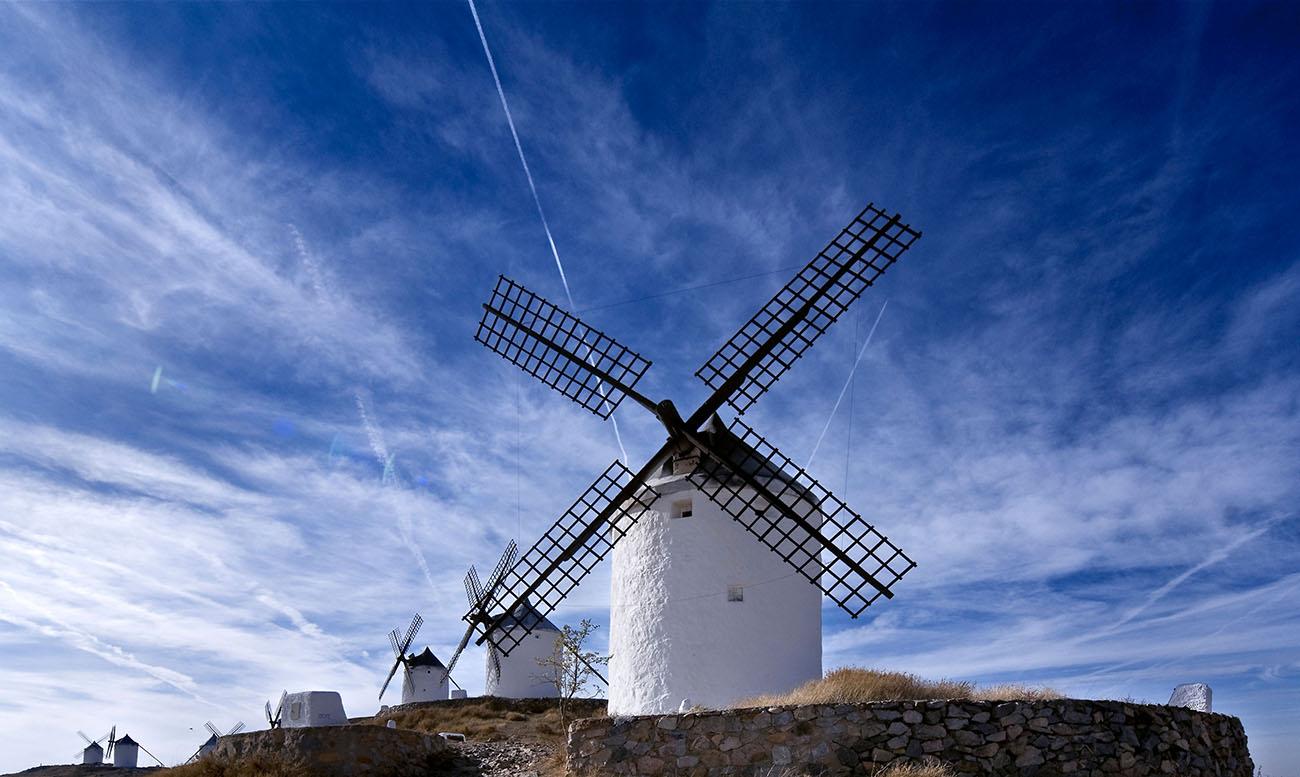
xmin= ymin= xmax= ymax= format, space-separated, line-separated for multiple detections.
xmin=406 ymin=646 xmax=445 ymax=668
xmin=492 ymin=598 xmax=558 ymax=633
xmin=116 ymin=734 xmax=138 ymax=746
xmin=84 ymin=742 xmax=103 ymax=752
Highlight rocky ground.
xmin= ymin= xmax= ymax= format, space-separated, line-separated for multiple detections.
xmin=445 ymin=740 xmax=559 ymax=777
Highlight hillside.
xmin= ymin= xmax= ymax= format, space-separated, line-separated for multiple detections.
xmin=361 ymin=696 xmax=606 ymax=742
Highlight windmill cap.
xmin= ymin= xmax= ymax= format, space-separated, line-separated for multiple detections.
xmin=115 ymin=734 xmax=138 ymax=746
xmin=492 ymin=598 xmax=558 ymax=633
xmin=406 ymin=646 xmax=446 ymax=668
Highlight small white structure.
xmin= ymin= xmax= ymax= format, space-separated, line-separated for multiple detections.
xmin=81 ymin=741 xmax=103 ymax=766
xmin=281 ymin=691 xmax=348 ymax=728
xmin=402 ymin=647 xmax=450 ymax=703
xmin=1169 ymin=682 xmax=1213 ymax=712
xmin=112 ymin=734 xmax=139 ymax=768
xmin=450 ymin=689 xmax=468 ymax=700
xmin=608 ymin=422 xmax=823 ymax=715
xmin=484 ymin=600 xmax=562 ymax=698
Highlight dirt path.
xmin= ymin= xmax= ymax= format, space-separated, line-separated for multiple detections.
xmin=445 ymin=741 xmax=559 ymax=777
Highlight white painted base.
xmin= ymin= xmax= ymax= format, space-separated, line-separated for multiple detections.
xmin=486 ymin=628 xmax=562 ymax=698
xmin=608 ymin=474 xmax=822 ymax=715
xmin=402 ymin=665 xmax=449 ymax=703
xmin=112 ymin=743 xmax=138 ymax=769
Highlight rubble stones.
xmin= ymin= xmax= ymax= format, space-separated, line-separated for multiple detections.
xmin=566 ymin=699 xmax=1252 ymax=776
xmin=452 ymin=740 xmax=555 ymax=777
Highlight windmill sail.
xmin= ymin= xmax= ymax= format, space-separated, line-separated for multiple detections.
xmin=688 ymin=418 xmax=915 ymax=616
xmin=465 ymin=198 xmax=920 ymax=673
xmin=445 ymin=540 xmax=517 ymax=680
xmin=475 ymin=275 xmax=652 ymax=419
xmin=694 ymin=204 xmax=920 ymax=418
xmin=470 ymin=461 xmax=659 ymax=655
xmin=379 ymin=614 xmax=423 ymax=700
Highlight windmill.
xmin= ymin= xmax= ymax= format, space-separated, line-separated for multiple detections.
xmin=468 ymin=201 xmax=921 ymax=713
xmin=265 ymin=690 xmax=287 ymax=729
xmin=188 ymin=720 xmax=245 ymax=763
xmin=378 ymin=613 xmax=458 ymax=703
xmin=447 ymin=541 xmax=561 ymax=698
xmin=109 ymin=733 xmax=165 ymax=768
xmin=73 ymin=728 xmax=112 ymax=765
xmin=435 ymin=541 xmax=555 ymax=699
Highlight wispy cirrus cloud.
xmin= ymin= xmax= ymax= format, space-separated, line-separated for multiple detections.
xmin=1 ymin=1 xmax=1298 ymax=775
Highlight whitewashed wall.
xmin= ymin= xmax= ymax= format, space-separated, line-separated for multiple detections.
xmin=608 ymin=474 xmax=822 ymax=715
xmin=112 ymin=741 xmax=138 ymax=768
xmin=486 ymin=627 xmax=562 ymax=698
xmin=402 ymin=664 xmax=449 ymax=703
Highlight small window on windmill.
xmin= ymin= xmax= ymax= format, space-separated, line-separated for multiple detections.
xmin=671 ymin=499 xmax=693 ymax=519
xmin=727 ymin=585 xmax=744 ymax=602
xmin=290 ymin=701 xmax=303 ymax=720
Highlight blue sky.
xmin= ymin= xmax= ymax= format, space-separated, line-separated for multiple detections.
xmin=1 ymin=0 xmax=1298 ymax=772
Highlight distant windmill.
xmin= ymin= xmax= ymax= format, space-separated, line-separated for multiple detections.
xmin=378 ymin=613 xmax=459 ymax=703
xmin=265 ymin=690 xmax=288 ymax=729
xmin=467 ymin=201 xmax=921 ymax=714
xmin=444 ymin=541 xmax=561 ymax=698
xmin=462 ymin=544 xmax=604 ymax=698
xmin=73 ymin=728 xmax=112 ymax=765
xmin=109 ymin=732 xmax=165 ymax=768
xmin=187 ymin=720 xmax=245 ymax=763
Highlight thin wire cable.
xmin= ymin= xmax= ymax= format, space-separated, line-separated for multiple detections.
xmin=466 ymin=0 xmax=628 ymax=464
xmin=804 ymin=301 xmax=888 ymax=470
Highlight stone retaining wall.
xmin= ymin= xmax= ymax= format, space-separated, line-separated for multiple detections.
xmin=210 ymin=725 xmax=446 ymax=777
xmin=567 ymin=699 xmax=1252 ymax=776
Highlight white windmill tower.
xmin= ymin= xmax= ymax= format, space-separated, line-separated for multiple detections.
xmin=404 ymin=647 xmax=451 ymax=701
xmin=482 ymin=599 xmax=561 ymax=698
xmin=608 ymin=419 xmax=827 ymax=712
xmin=112 ymin=733 xmax=139 ymax=767
xmin=443 ymin=541 xmax=553 ymax=699
xmin=467 ymin=202 xmax=921 ymax=714
xmin=378 ymin=613 xmax=460 ymax=704
xmin=74 ymin=729 xmax=112 ymax=765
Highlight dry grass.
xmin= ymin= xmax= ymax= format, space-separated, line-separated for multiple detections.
xmin=741 ymin=667 xmax=1060 ymax=707
xmin=768 ymin=762 xmax=955 ymax=777
xmin=159 ymin=754 xmax=310 ymax=777
xmin=974 ymin=683 xmax=1063 ymax=702
xmin=361 ymin=696 xmax=606 ymax=743
xmin=875 ymin=762 xmax=957 ymax=777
